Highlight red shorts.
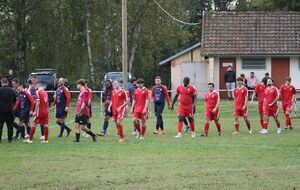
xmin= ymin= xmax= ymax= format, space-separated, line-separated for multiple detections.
xmin=258 ymin=101 xmax=263 ymax=114
xmin=264 ymin=106 xmax=279 ymax=117
xmin=205 ymin=108 xmax=219 ymax=121
xmin=33 ymin=116 xmax=49 ymax=125
xmin=178 ymin=107 xmax=193 ymax=118
xmin=133 ymin=112 xmax=148 ymax=120
xmin=234 ymin=108 xmax=248 ymax=117
xmin=113 ymin=108 xmax=126 ymax=122
xmin=282 ymin=104 xmax=292 ymax=114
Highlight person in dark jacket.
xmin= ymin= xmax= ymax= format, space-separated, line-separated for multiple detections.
xmin=0 ymin=78 xmax=17 ymax=143
xmin=224 ymin=65 xmax=236 ymax=100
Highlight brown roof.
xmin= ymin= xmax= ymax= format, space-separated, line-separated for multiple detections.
xmin=201 ymin=12 xmax=300 ymax=57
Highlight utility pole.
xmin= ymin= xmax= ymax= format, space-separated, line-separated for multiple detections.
xmin=122 ymin=0 xmax=128 ymax=90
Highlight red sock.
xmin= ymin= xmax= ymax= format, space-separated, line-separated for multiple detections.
xmin=234 ymin=123 xmax=239 ymax=132
xmin=44 ymin=127 xmax=48 ymax=141
xmin=263 ymin=122 xmax=268 ymax=129
xmin=285 ymin=114 xmax=290 ymax=127
xmin=260 ymin=120 xmax=264 ymax=129
xmin=203 ymin=123 xmax=209 ymax=135
xmin=178 ymin=121 xmax=183 ymax=133
xmin=118 ymin=124 xmax=124 ymax=139
xmin=276 ymin=120 xmax=281 ymax=128
xmin=134 ymin=122 xmax=141 ymax=133
xmin=216 ymin=123 xmax=221 ymax=132
xmin=190 ymin=121 xmax=195 ymax=132
xmin=29 ymin=126 xmax=36 ymax=140
xmin=141 ymin=125 xmax=146 ymax=136
xmin=245 ymin=120 xmax=251 ymax=130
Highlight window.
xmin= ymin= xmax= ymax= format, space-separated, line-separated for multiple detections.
xmin=242 ymin=58 xmax=266 ymax=69
xmin=299 ymin=57 xmax=300 ymax=69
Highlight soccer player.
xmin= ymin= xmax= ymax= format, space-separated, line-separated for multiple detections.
xmin=73 ymin=79 xmax=97 ymax=143
xmin=24 ymin=82 xmax=49 ymax=143
xmin=260 ymin=78 xmax=281 ymax=134
xmin=13 ymin=83 xmax=34 ymax=139
xmin=151 ymin=76 xmax=171 ymax=134
xmin=279 ymin=77 xmax=296 ymax=130
xmin=52 ymin=78 xmax=72 ymax=137
xmin=128 ymin=77 xmax=138 ymax=136
xmin=232 ymin=77 xmax=251 ymax=134
xmin=250 ymin=79 xmax=267 ymax=130
xmin=108 ymin=80 xmax=128 ymax=142
xmin=201 ymin=83 xmax=221 ymax=136
xmin=28 ymin=76 xmax=45 ymax=139
xmin=99 ymin=79 xmax=113 ymax=136
xmin=11 ymin=78 xmax=21 ymax=139
xmin=131 ymin=78 xmax=149 ymax=140
xmin=171 ymin=77 xmax=197 ymax=138
xmin=85 ymin=81 xmax=93 ymax=133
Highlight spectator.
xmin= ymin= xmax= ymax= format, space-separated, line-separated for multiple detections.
xmin=224 ymin=65 xmax=236 ymax=100
xmin=240 ymin=74 xmax=248 ymax=88
xmin=247 ymin=72 xmax=258 ymax=98
xmin=6 ymin=69 xmax=16 ymax=87
xmin=262 ymin=72 xmax=270 ymax=83
xmin=0 ymin=78 xmax=17 ymax=143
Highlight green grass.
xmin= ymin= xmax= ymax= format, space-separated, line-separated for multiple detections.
xmin=0 ymin=100 xmax=300 ymax=190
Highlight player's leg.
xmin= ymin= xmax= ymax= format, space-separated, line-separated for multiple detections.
xmin=40 ymin=125 xmax=45 ymax=140
xmin=42 ymin=123 xmax=49 ymax=143
xmin=188 ymin=117 xmax=196 ymax=138
xmin=201 ymin=119 xmax=210 ymax=137
xmin=139 ymin=119 xmax=147 ymax=140
xmin=261 ymin=115 xmax=269 ymax=134
xmin=116 ymin=119 xmax=125 ymax=142
xmin=243 ymin=115 xmax=251 ymax=133
xmin=273 ymin=115 xmax=281 ymax=134
xmin=61 ymin=117 xmax=72 ymax=137
xmin=153 ymin=103 xmax=159 ymax=134
xmin=56 ymin=118 xmax=63 ymax=137
xmin=133 ymin=117 xmax=141 ymax=137
xmin=158 ymin=104 xmax=165 ymax=134
xmin=81 ymin=123 xmax=97 ymax=142
xmin=19 ymin=121 xmax=25 ymax=139
xmin=233 ymin=115 xmax=240 ymax=134
xmin=74 ymin=123 xmax=81 ymax=143
xmin=100 ymin=115 xmax=110 ymax=136
xmin=284 ymin=105 xmax=292 ymax=130
xmin=258 ymin=102 xmax=264 ymax=129
xmin=24 ymin=121 xmax=37 ymax=143
xmin=183 ymin=117 xmax=190 ymax=132
xmin=214 ymin=119 xmax=222 ymax=135
xmin=175 ymin=116 xmax=184 ymax=138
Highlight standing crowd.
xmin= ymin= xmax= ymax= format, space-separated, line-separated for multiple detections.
xmin=0 ymin=69 xmax=297 ymax=143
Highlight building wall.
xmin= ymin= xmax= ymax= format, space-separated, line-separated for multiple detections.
xmin=213 ymin=57 xmax=220 ymax=90
xmin=236 ymin=57 xmax=272 ymax=83
xmin=290 ymin=57 xmax=300 ymax=89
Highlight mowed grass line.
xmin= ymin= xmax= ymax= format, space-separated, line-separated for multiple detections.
xmin=0 ymin=100 xmax=300 ymax=190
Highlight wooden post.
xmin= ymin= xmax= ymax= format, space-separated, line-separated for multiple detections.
xmin=122 ymin=0 xmax=128 ymax=90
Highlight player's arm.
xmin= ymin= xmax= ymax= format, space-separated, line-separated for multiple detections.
xmin=117 ymin=91 xmax=129 ymax=112
xmin=52 ymin=93 xmax=57 ymax=108
xmin=250 ymin=91 xmax=256 ymax=104
xmin=13 ymin=98 xmax=21 ymax=112
xmin=34 ymin=99 xmax=40 ymax=116
xmin=213 ymin=93 xmax=220 ymax=113
xmin=143 ymin=91 xmax=149 ymax=114
xmin=27 ymin=92 xmax=35 ymax=114
xmin=163 ymin=86 xmax=171 ymax=108
xmin=171 ymin=94 xmax=179 ymax=111
xmin=64 ymin=87 xmax=71 ymax=111
xmin=131 ymin=99 xmax=136 ymax=113
xmin=150 ymin=86 xmax=155 ymax=102
xmin=242 ymin=90 xmax=248 ymax=110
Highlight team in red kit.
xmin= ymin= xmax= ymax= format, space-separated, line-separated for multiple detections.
xmin=1 ymin=72 xmax=296 ymax=144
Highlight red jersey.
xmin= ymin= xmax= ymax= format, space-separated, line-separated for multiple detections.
xmin=111 ymin=89 xmax=127 ymax=114
xmin=86 ymin=87 xmax=93 ymax=100
xmin=264 ymin=86 xmax=279 ymax=107
xmin=134 ymin=87 xmax=149 ymax=113
xmin=280 ymin=84 xmax=296 ymax=106
xmin=204 ymin=91 xmax=219 ymax=109
xmin=176 ymin=85 xmax=197 ymax=108
xmin=75 ymin=88 xmax=90 ymax=116
xmin=36 ymin=89 xmax=49 ymax=117
xmin=234 ymin=86 xmax=248 ymax=110
xmin=254 ymin=83 xmax=265 ymax=102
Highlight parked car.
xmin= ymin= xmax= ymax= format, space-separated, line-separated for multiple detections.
xmin=101 ymin=72 xmax=132 ymax=90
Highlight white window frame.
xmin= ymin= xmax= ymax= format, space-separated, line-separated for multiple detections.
xmin=242 ymin=57 xmax=266 ymax=70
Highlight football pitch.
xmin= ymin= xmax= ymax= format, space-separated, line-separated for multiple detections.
xmin=0 ymin=100 xmax=299 ymax=190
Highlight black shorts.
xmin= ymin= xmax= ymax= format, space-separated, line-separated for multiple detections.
xmin=19 ymin=111 xmax=30 ymax=123
xmin=75 ymin=115 xmax=88 ymax=125
xmin=56 ymin=109 xmax=68 ymax=119
xmin=154 ymin=103 xmax=165 ymax=115
xmin=104 ymin=105 xmax=113 ymax=117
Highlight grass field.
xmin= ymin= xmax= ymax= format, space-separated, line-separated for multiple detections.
xmin=0 ymin=100 xmax=300 ymax=190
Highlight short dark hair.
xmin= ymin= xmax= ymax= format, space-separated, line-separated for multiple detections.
xmin=250 ymin=72 xmax=254 ymax=74
xmin=267 ymin=77 xmax=274 ymax=82
xmin=236 ymin=77 xmax=243 ymax=81
xmin=261 ymin=78 xmax=267 ymax=85
xmin=12 ymin=78 xmax=19 ymax=84
xmin=129 ymin=77 xmax=136 ymax=83
xmin=155 ymin=76 xmax=161 ymax=80
xmin=286 ymin=76 xmax=291 ymax=82
xmin=137 ymin=78 xmax=144 ymax=84
xmin=1 ymin=78 xmax=8 ymax=85
xmin=19 ymin=83 xmax=27 ymax=89
xmin=76 ymin=79 xmax=86 ymax=86
xmin=208 ymin=83 xmax=214 ymax=87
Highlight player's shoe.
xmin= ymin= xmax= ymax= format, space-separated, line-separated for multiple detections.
xmin=191 ymin=132 xmax=196 ymax=138
xmin=24 ymin=135 xmax=29 ymax=139
xmin=218 ymin=132 xmax=222 ymax=136
xmin=232 ymin=131 xmax=240 ymax=135
xmin=259 ymin=129 xmax=268 ymax=134
xmin=139 ymin=135 xmax=144 ymax=140
xmin=40 ymin=136 xmax=45 ymax=140
xmin=289 ymin=126 xmax=293 ymax=130
xmin=92 ymin=135 xmax=97 ymax=142
xmin=185 ymin=126 xmax=191 ymax=132
xmin=248 ymin=130 xmax=252 ymax=134
xmin=41 ymin=140 xmax=48 ymax=144
xmin=153 ymin=130 xmax=159 ymax=134
xmin=131 ymin=131 xmax=137 ymax=136
xmin=23 ymin=139 xmax=32 ymax=143
xmin=277 ymin=128 xmax=282 ymax=134
xmin=174 ymin=133 xmax=182 ymax=138
xmin=73 ymin=140 xmax=80 ymax=144
xmin=200 ymin=133 xmax=208 ymax=137
xmin=119 ymin=138 xmax=125 ymax=143
xmin=159 ymin=130 xmax=166 ymax=134
xmin=98 ymin=132 xmax=106 ymax=137
xmin=136 ymin=132 xmax=141 ymax=139
xmin=57 ymin=134 xmax=62 ymax=138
